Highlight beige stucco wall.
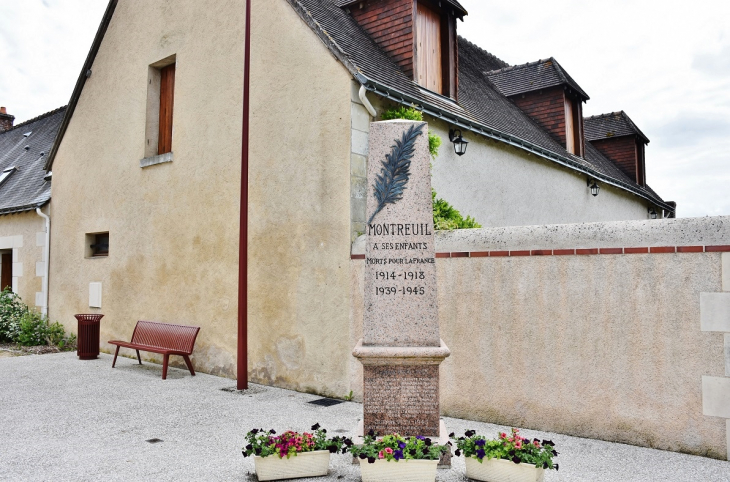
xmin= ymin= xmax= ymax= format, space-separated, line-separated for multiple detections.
xmin=429 ymin=120 xmax=653 ymax=227
xmin=0 ymin=208 xmax=48 ymax=311
xmin=49 ymin=0 xmax=354 ymax=392
xmin=351 ymin=92 xmax=655 ymax=230
xmin=351 ymin=217 xmax=730 ymax=458
xmin=49 ymin=0 xmax=245 ymax=376
xmin=246 ymin=0 xmax=354 ymax=396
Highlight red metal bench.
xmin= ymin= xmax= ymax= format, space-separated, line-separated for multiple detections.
xmin=108 ymin=321 xmax=201 ymax=380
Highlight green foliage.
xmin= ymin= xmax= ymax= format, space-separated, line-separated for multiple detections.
xmin=242 ymin=424 xmax=352 ymax=459
xmin=0 ymin=288 xmax=28 ymax=342
xmin=350 ymin=432 xmax=447 ymax=463
xmin=451 ymin=428 xmax=559 ymax=471
xmin=17 ymin=311 xmax=49 ymax=346
xmin=381 ymin=106 xmax=442 ymax=160
xmin=344 ymin=390 xmax=354 ymax=401
xmin=0 ymin=289 xmax=75 ymax=349
xmin=432 ymin=190 xmax=481 ymax=230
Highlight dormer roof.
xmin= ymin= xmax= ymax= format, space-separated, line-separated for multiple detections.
xmin=334 ymin=0 xmax=468 ymax=20
xmin=485 ymin=58 xmax=590 ymax=101
xmin=584 ymin=111 xmax=650 ymax=144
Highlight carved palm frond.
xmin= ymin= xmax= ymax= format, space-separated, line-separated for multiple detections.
xmin=368 ymin=124 xmax=425 ymax=225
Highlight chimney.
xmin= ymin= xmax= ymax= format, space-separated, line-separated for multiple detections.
xmin=584 ymin=112 xmax=649 ymax=186
xmin=340 ymin=0 xmax=466 ymax=99
xmin=0 ymin=107 xmax=14 ymax=133
xmin=485 ymin=59 xmax=589 ymax=157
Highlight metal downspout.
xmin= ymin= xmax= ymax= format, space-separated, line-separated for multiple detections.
xmin=35 ymin=207 xmax=50 ymax=317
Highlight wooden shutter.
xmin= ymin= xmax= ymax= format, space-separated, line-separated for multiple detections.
xmin=158 ymin=63 xmax=176 ymax=155
xmin=1 ymin=253 xmax=11 ymax=291
xmin=564 ymin=96 xmax=575 ymax=154
xmin=416 ymin=3 xmax=443 ymax=94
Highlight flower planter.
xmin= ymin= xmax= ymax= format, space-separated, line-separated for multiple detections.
xmin=359 ymin=458 xmax=439 ymax=482
xmin=465 ymin=457 xmax=545 ymax=482
xmin=253 ymin=450 xmax=330 ymax=481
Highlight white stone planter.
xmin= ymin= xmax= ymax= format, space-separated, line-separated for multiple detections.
xmin=465 ymin=456 xmax=545 ymax=482
xmin=359 ymin=458 xmax=439 ymax=482
xmin=252 ymin=450 xmax=330 ymax=481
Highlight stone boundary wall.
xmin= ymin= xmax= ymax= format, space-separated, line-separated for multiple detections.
xmin=349 ymin=216 xmax=730 ymax=460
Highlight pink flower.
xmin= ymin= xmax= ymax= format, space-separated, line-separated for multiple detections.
xmin=533 ymin=440 xmax=540 ymax=447
xmin=515 ymin=441 xmax=523 ymax=450
xmin=499 ymin=432 xmax=507 ymax=439
xmin=385 ymin=448 xmax=393 ymax=455
xmin=378 ymin=451 xmax=385 ymax=459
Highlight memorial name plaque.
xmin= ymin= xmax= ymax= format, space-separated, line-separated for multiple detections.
xmin=353 ymin=120 xmax=450 ymax=443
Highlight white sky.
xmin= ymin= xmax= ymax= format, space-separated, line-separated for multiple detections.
xmin=1 ymin=0 xmax=728 ymax=218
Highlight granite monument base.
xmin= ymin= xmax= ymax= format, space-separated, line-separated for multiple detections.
xmin=353 ymin=339 xmax=451 ymax=466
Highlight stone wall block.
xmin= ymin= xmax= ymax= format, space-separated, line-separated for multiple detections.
xmin=351 ymin=130 xmax=369 ymax=157
xmin=725 ymin=334 xmax=730 ymax=377
xmin=700 ymin=293 xmax=730 ymax=332
xmin=351 ymin=103 xmax=371 ymax=133
xmin=702 ymin=376 xmax=730 ymax=418
xmin=351 ymin=153 xmax=367 ymax=179
xmin=351 ymin=176 xmax=368 ymax=200
xmin=723 ymin=253 xmax=730 ymax=292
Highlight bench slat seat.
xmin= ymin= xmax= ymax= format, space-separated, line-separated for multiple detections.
xmin=108 ymin=320 xmax=201 ymax=380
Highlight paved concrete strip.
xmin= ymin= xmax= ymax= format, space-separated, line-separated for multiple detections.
xmin=0 ymin=353 xmax=729 ymax=481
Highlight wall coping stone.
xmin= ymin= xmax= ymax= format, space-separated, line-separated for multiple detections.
xmin=351 ymin=216 xmax=730 ymax=255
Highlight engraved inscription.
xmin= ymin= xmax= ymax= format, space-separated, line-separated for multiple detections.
xmin=363 ymin=365 xmax=440 ymax=437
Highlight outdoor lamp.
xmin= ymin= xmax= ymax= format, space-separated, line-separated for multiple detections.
xmin=449 ymin=129 xmax=469 ymax=156
xmin=587 ymin=179 xmax=600 ymax=196
xmin=649 ymin=207 xmax=657 ymax=219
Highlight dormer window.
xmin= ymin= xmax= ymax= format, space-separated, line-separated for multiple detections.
xmin=564 ymin=94 xmax=584 ymax=156
xmin=344 ymin=0 xmax=465 ymax=99
xmin=415 ymin=1 xmax=458 ymax=98
xmin=0 ymin=167 xmax=17 ymax=187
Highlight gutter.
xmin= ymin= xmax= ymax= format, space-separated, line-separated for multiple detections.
xmin=35 ymin=207 xmax=50 ymax=317
xmin=357 ymin=78 xmax=674 ymax=213
xmin=237 ymin=0 xmax=252 ymax=390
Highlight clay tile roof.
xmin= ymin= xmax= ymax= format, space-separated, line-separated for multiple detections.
xmin=584 ymin=111 xmax=650 ymax=144
xmin=485 ymin=57 xmax=590 ymax=100
xmin=0 ymin=106 xmax=65 ymax=215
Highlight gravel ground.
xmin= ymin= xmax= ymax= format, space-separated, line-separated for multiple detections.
xmin=1 ymin=352 xmax=729 ymax=482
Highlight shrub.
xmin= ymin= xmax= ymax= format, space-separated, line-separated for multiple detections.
xmin=381 ymin=106 xmax=442 ymax=160
xmin=433 ymin=190 xmax=481 ymax=230
xmin=0 ymin=288 xmax=28 ymax=342
xmin=16 ymin=311 xmax=50 ymax=346
xmin=0 ymin=289 xmax=75 ymax=349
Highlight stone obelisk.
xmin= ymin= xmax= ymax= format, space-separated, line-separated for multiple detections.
xmin=354 ymin=120 xmax=450 ymax=445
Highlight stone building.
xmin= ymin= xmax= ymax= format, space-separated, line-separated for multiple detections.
xmin=0 ymin=106 xmax=64 ymax=313
xmin=44 ymin=0 xmax=730 ymax=459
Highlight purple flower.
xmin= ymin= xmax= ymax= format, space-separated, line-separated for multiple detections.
xmin=476 ymin=449 xmax=485 ymax=459
xmin=416 ymin=436 xmax=425 ymax=440
xmin=475 ymin=439 xmax=485 ymax=447
xmin=398 ymin=442 xmax=406 ymax=449
xmin=394 ymin=449 xmax=404 ymax=460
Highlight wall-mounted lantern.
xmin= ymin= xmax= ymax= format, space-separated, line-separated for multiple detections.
xmin=587 ymin=178 xmax=600 ymax=197
xmin=449 ymin=129 xmax=469 ymax=156
xmin=648 ymin=207 xmax=657 ymax=219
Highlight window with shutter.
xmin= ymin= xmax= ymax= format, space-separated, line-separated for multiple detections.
xmin=416 ymin=3 xmax=443 ymax=94
xmin=158 ymin=63 xmax=175 ymax=155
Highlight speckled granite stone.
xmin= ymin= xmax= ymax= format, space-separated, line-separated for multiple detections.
xmin=355 ymin=121 xmax=451 ymax=448
xmin=363 ymin=120 xmax=439 ymax=348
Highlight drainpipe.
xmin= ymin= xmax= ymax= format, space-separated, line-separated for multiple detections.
xmin=359 ymin=85 xmax=377 ymax=117
xmin=35 ymin=207 xmax=50 ymax=317
xmin=237 ymin=0 xmax=252 ymax=390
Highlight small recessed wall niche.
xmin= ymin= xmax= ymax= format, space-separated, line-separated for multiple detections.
xmin=85 ymin=232 xmax=109 ymax=258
